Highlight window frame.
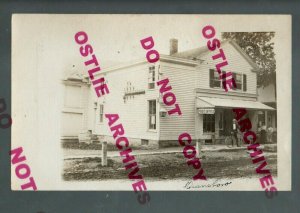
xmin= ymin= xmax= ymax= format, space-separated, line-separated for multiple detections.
xmin=148 ymin=100 xmax=156 ymax=130
xmin=203 ymin=114 xmax=215 ymax=133
xmin=148 ymin=66 xmax=156 ymax=90
xmin=209 ymin=69 xmax=247 ymax=92
xmin=233 ymin=73 xmax=243 ymax=90
xmin=209 ymin=69 xmax=222 ymax=88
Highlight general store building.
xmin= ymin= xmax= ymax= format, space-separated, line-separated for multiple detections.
xmin=61 ymin=39 xmax=274 ymax=147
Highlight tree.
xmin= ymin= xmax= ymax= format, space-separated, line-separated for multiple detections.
xmin=221 ymin=32 xmax=276 ymax=88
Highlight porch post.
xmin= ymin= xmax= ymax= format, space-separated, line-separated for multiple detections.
xmin=265 ymin=110 xmax=268 ymax=126
xmin=102 ymin=141 xmax=108 ymax=166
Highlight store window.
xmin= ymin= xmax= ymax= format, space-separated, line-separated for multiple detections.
xmin=219 ymin=112 xmax=224 ymax=130
xmin=203 ymin=114 xmax=215 ymax=133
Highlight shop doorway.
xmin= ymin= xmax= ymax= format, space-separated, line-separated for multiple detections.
xmin=221 ymin=109 xmax=234 ymax=136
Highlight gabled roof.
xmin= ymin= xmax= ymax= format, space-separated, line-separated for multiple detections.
xmin=96 ymin=39 xmax=260 ymax=76
xmin=172 ymin=42 xmax=218 ymax=59
xmin=172 ymin=39 xmax=260 ymax=72
xmin=228 ymin=40 xmax=260 ymax=71
xmin=99 ymin=54 xmax=199 ymax=75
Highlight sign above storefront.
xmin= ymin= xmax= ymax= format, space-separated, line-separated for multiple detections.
xmin=198 ymin=108 xmax=215 ymax=114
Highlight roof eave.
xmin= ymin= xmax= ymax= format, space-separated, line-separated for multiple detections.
xmin=228 ymin=40 xmax=261 ymax=72
xmin=95 ymin=54 xmax=199 ymax=76
xmin=160 ymin=54 xmax=200 ymax=67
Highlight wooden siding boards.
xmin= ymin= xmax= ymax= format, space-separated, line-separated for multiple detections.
xmin=83 ymin=41 xmax=258 ymax=143
xmin=159 ymin=62 xmax=197 ymax=140
xmin=61 ymin=81 xmax=89 ymax=138
xmin=196 ymin=42 xmax=257 ymax=95
xmin=94 ymin=62 xmax=159 ymax=141
xmin=159 ymin=42 xmax=258 ymax=141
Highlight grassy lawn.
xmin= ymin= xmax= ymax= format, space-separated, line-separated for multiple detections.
xmin=63 ymin=149 xmax=277 ymax=181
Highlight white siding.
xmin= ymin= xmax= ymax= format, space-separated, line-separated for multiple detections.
xmin=196 ymin=42 xmax=257 ymax=95
xmin=159 ymin=62 xmax=196 ymax=140
xmin=61 ymin=82 xmax=89 ymax=137
xmin=62 ymin=113 xmax=83 ymax=136
xmin=64 ymin=85 xmax=82 ymax=108
xmin=93 ymin=62 xmax=159 ymax=141
xmin=85 ymin=42 xmax=258 ymax=143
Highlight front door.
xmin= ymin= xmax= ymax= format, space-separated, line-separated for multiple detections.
xmin=222 ymin=109 xmax=234 ymax=136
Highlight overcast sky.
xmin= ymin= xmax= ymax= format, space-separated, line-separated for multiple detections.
xmin=13 ymin=14 xmax=282 ymax=78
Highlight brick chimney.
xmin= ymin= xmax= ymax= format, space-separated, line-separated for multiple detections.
xmin=169 ymin=38 xmax=178 ymax=55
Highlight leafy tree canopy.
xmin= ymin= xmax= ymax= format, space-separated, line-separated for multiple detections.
xmin=222 ymin=32 xmax=276 ymax=88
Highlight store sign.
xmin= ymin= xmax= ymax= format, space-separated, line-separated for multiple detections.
xmin=198 ymin=108 xmax=215 ymax=114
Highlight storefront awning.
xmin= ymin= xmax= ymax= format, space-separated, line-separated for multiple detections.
xmin=197 ymin=97 xmax=275 ymax=110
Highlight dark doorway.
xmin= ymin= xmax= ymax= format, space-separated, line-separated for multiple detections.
xmin=222 ymin=109 xmax=234 ymax=136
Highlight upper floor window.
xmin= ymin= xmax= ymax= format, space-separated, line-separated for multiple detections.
xmin=233 ymin=73 xmax=242 ymax=90
xmin=209 ymin=69 xmax=221 ymax=88
xmin=209 ymin=69 xmax=247 ymax=91
xmin=148 ymin=66 xmax=155 ymax=89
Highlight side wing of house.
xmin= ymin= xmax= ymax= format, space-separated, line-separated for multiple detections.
xmin=91 ymin=61 xmax=161 ymax=145
xmin=61 ymin=75 xmax=90 ymax=142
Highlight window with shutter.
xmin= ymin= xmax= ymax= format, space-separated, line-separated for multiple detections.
xmin=232 ymin=72 xmax=242 ymax=90
xmin=209 ymin=69 xmax=214 ymax=88
xmin=209 ymin=69 xmax=221 ymax=88
xmin=235 ymin=73 xmax=242 ymax=90
xmin=243 ymin=74 xmax=247 ymax=91
xmin=232 ymin=73 xmax=237 ymax=90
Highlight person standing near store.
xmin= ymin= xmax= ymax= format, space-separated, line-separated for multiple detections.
xmin=232 ymin=118 xmax=239 ymax=147
xmin=267 ymin=125 xmax=274 ymax=143
xmin=260 ymin=122 xmax=267 ymax=144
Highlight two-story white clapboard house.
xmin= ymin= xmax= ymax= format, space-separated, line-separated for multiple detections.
xmin=61 ymin=39 xmax=274 ymax=147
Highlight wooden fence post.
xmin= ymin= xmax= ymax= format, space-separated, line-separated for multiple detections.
xmin=196 ymin=140 xmax=201 ymax=158
xmin=102 ymin=141 xmax=107 ymax=166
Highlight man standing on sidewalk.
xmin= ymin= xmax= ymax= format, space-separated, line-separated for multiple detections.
xmin=232 ymin=118 xmax=240 ymax=147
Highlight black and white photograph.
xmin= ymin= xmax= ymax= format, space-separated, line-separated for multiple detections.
xmin=11 ymin=14 xmax=291 ymax=191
